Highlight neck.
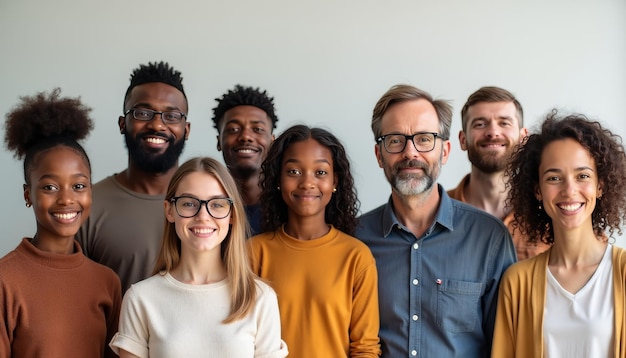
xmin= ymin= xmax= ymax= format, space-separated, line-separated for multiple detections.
xmin=170 ymin=248 xmax=227 ymax=284
xmin=549 ymin=224 xmax=607 ymax=267
xmin=31 ymin=233 xmax=75 ymax=254
xmin=283 ymin=216 xmax=331 ymax=241
xmin=391 ymin=184 xmax=440 ymax=238
xmin=116 ymin=165 xmax=177 ymax=195
xmin=464 ymin=169 xmax=509 ymax=219
xmin=232 ymin=171 xmax=261 ymax=206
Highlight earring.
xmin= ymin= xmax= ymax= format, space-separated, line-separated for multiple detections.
xmin=332 ymin=188 xmax=337 ymax=193
xmin=538 ymin=202 xmax=542 ymax=210
xmin=25 ymin=202 xmax=31 ymax=208
xmin=276 ymin=186 xmax=281 ymax=191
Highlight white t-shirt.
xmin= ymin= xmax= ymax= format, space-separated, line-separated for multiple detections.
xmin=110 ymin=273 xmax=287 ymax=358
xmin=544 ymin=245 xmax=615 ymax=358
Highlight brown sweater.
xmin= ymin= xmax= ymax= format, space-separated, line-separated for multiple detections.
xmin=0 ymin=238 xmax=121 ymax=358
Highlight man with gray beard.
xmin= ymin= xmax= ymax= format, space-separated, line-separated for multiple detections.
xmin=447 ymin=86 xmax=549 ymax=260
xmin=77 ymin=62 xmax=190 ymax=292
xmin=356 ymin=84 xmax=516 ymax=358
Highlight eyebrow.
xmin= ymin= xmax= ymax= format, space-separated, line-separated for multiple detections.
xmin=131 ymin=102 xmax=183 ymax=111
xmin=38 ymin=173 xmax=90 ymax=181
xmin=542 ymin=166 xmax=595 ymax=175
xmin=283 ymin=158 xmax=332 ymax=165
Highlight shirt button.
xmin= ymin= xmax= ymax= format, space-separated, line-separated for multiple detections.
xmin=412 ymin=314 xmax=418 ymax=321
xmin=411 ymin=349 xmax=417 ymax=356
xmin=412 ymin=279 xmax=419 ymax=285
xmin=413 ymin=243 xmax=419 ymax=250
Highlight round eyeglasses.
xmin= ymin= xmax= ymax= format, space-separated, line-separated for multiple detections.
xmin=170 ymin=196 xmax=233 ymax=219
xmin=376 ymin=132 xmax=443 ymax=154
xmin=124 ymin=108 xmax=187 ymax=124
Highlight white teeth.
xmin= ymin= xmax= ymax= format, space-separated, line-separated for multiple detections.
xmin=559 ymin=203 xmax=582 ymax=212
xmin=237 ymin=149 xmax=254 ymax=153
xmin=146 ymin=137 xmax=166 ymax=144
xmin=54 ymin=212 xmax=78 ymax=220
xmin=192 ymin=228 xmax=215 ymax=234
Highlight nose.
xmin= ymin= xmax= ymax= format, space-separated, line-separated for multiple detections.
xmin=298 ymin=172 xmax=316 ymax=189
xmin=56 ymin=188 xmax=75 ymax=205
xmin=237 ymin=127 xmax=254 ymax=143
xmin=560 ymin=177 xmax=577 ymax=197
xmin=484 ymin=121 xmax=500 ymax=139
xmin=146 ymin=113 xmax=167 ymax=131
xmin=195 ymin=202 xmax=213 ymax=220
xmin=402 ymin=137 xmax=421 ymax=159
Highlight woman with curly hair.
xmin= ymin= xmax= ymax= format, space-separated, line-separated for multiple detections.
xmin=492 ymin=111 xmax=626 ymax=357
xmin=0 ymin=89 xmax=121 ymax=357
xmin=248 ymin=124 xmax=381 ymax=357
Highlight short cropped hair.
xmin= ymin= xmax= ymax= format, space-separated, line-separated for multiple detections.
xmin=371 ymin=84 xmax=452 ymax=141
xmin=211 ymin=85 xmax=278 ymax=131
xmin=123 ymin=61 xmax=186 ymax=111
xmin=460 ymin=86 xmax=523 ymax=132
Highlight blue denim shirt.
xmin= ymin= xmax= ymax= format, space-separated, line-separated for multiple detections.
xmin=356 ymin=185 xmax=516 ymax=358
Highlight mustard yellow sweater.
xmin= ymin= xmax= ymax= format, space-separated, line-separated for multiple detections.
xmin=249 ymin=226 xmax=381 ymax=358
xmin=492 ymin=246 xmax=626 ymax=358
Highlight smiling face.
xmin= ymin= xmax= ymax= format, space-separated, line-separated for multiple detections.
xmin=24 ymin=146 xmax=92 ymax=242
xmin=217 ymin=105 xmax=274 ymax=178
xmin=375 ymin=99 xmax=450 ymax=197
xmin=536 ymin=138 xmax=603 ymax=235
xmin=280 ymin=138 xmax=337 ymax=224
xmin=165 ymin=171 xmax=231 ymax=254
xmin=119 ymin=82 xmax=190 ymax=173
xmin=460 ymin=101 xmax=527 ymax=174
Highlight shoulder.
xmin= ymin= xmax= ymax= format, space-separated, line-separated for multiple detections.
xmin=253 ymin=279 xmax=279 ymax=305
xmin=501 ymin=250 xmax=549 ymax=283
xmin=358 ymin=203 xmax=387 ymax=221
xmin=446 ymin=174 xmax=469 ymax=201
xmin=450 ymin=199 xmax=509 ymax=233
xmin=127 ymin=273 xmax=167 ymax=294
xmin=336 ymin=230 xmax=375 ymax=256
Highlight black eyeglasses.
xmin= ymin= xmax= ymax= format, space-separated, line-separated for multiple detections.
xmin=376 ymin=132 xmax=443 ymax=154
xmin=124 ymin=108 xmax=187 ymax=124
xmin=170 ymin=196 xmax=233 ymax=219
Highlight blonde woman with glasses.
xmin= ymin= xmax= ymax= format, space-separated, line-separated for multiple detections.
xmin=110 ymin=157 xmax=287 ymax=358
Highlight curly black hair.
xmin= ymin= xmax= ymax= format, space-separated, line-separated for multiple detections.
xmin=259 ymin=125 xmax=359 ymax=235
xmin=507 ymin=110 xmax=626 ymax=244
xmin=212 ymin=85 xmax=278 ymax=131
xmin=123 ymin=61 xmax=186 ymax=111
xmin=4 ymin=88 xmax=94 ymax=184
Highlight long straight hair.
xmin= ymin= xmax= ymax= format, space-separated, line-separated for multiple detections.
xmin=153 ymin=157 xmax=257 ymax=323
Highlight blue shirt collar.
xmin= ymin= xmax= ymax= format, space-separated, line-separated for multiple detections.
xmin=381 ymin=184 xmax=455 ymax=238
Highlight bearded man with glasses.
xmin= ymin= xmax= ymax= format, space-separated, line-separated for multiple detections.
xmin=77 ymin=61 xmax=191 ymax=293
xmin=356 ymin=84 xmax=516 ymax=358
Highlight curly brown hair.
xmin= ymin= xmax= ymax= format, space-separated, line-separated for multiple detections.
xmin=507 ymin=110 xmax=626 ymax=244
xmin=4 ymin=88 xmax=93 ymax=185
xmin=259 ymin=125 xmax=359 ymax=235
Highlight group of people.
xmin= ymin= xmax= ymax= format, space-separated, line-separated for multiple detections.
xmin=1 ymin=61 xmax=625 ymax=358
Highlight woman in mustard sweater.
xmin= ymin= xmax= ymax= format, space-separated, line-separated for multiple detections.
xmin=248 ymin=125 xmax=381 ymax=357
xmin=492 ymin=111 xmax=626 ymax=357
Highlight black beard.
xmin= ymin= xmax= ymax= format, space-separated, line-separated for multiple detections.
xmin=124 ymin=131 xmax=186 ymax=173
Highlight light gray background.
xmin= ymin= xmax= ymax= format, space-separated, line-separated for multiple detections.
xmin=1 ymin=0 xmax=625 ymax=255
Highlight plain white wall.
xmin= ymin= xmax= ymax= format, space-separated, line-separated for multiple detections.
xmin=1 ymin=0 xmax=625 ymax=255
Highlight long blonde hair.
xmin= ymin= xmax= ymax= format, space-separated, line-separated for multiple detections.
xmin=153 ymin=157 xmax=257 ymax=323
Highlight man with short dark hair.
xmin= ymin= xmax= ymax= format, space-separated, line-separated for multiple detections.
xmin=448 ymin=86 xmax=549 ymax=260
xmin=356 ymin=84 xmax=516 ymax=357
xmin=77 ymin=61 xmax=190 ymax=292
xmin=212 ymin=85 xmax=278 ymax=235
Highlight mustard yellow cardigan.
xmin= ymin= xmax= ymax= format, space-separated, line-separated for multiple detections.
xmin=492 ymin=246 xmax=626 ymax=358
